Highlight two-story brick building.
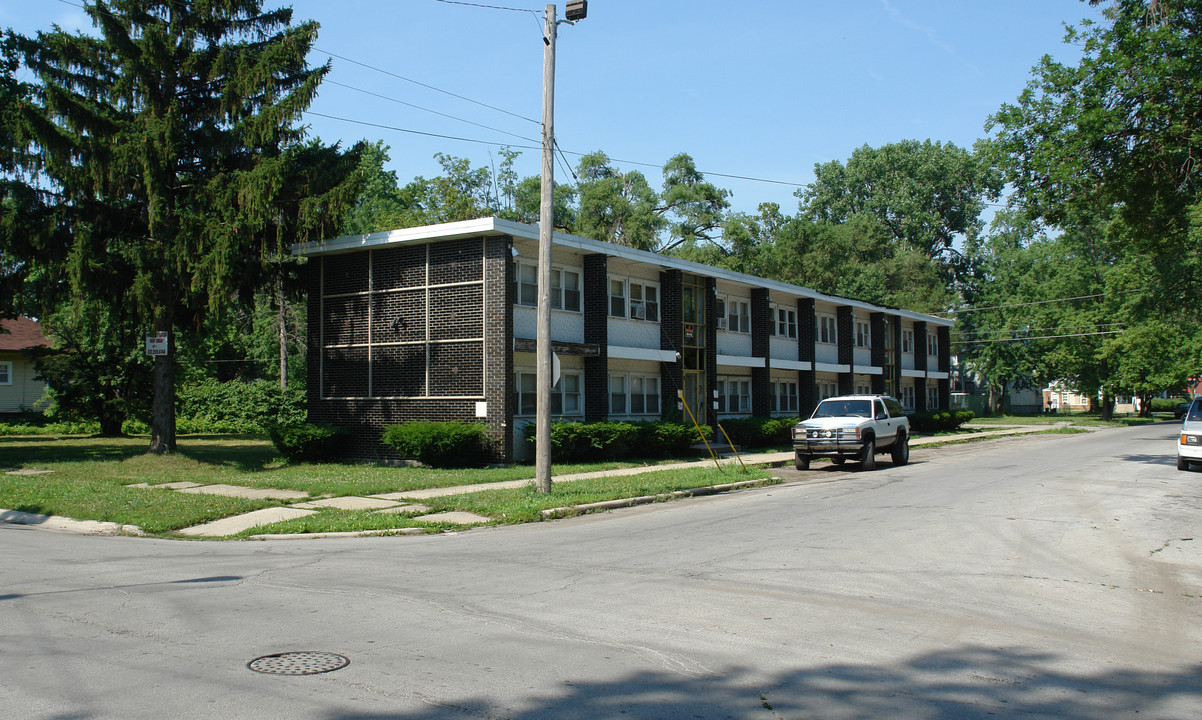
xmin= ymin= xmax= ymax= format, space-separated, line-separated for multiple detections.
xmin=295 ymin=217 xmax=954 ymax=462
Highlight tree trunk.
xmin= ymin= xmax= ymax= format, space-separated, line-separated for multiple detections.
xmin=1100 ymin=388 xmax=1115 ymax=422
xmin=149 ymin=310 xmax=176 ymax=453
xmin=277 ymin=272 xmax=288 ymax=391
xmin=98 ymin=410 xmax=125 ymax=437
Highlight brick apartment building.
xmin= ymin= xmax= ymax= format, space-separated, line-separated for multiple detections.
xmin=294 ymin=217 xmax=954 ymax=462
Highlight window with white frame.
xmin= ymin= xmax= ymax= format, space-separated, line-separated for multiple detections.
xmin=610 ymin=277 xmax=660 ymax=322
xmin=819 ymin=381 xmax=839 ymax=400
xmin=855 ymin=320 xmax=871 ymax=348
xmin=927 ymin=385 xmax=939 ymax=410
xmin=629 ymin=281 xmax=659 ymax=321
xmin=771 ymin=305 xmax=797 ymax=339
xmin=609 ymin=374 xmax=627 ymax=415
xmin=610 ymin=373 xmax=660 ymax=415
xmin=515 ymin=371 xmax=582 ymax=416
xmin=514 ymin=262 xmax=580 ymax=312
xmin=715 ymin=296 xmax=726 ymax=330
xmin=0 ymin=361 xmax=10 ymax=385
xmin=902 ymin=385 xmax=915 ymax=411
xmin=515 ymin=262 xmax=537 ymax=306
xmin=817 ymin=314 xmax=837 ymax=344
xmin=901 ymin=328 xmax=914 ymax=354
xmin=856 ymin=383 xmax=873 ymax=396
xmin=717 ymin=296 xmax=751 ymax=333
xmin=717 ymin=377 xmax=752 ymax=413
xmin=771 ymin=380 xmax=798 ymax=413
xmin=551 ymin=268 xmax=581 ymax=312
xmin=927 ymin=331 xmax=939 ymax=357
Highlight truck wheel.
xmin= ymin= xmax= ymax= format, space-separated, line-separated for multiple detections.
xmin=795 ymin=452 xmax=810 ymax=471
xmin=860 ymin=438 xmax=876 ymax=471
xmin=891 ymin=431 xmax=910 ymax=465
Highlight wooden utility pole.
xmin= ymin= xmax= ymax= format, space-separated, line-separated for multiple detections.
xmin=535 ymin=3 xmax=557 ymax=493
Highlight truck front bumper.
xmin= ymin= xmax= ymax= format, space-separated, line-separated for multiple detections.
xmin=793 ymin=439 xmax=865 ymax=459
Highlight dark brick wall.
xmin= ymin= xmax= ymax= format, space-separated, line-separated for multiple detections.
xmin=751 ymin=288 xmax=770 ymax=417
xmin=892 ymin=315 xmax=902 ymax=397
xmin=870 ymin=312 xmax=885 ymax=395
xmin=583 ymin=254 xmax=608 ymax=422
xmin=704 ymin=277 xmax=718 ymax=427
xmin=938 ymin=325 xmax=951 ymax=411
xmin=797 ymin=298 xmax=817 ymax=416
xmin=308 ymin=236 xmax=512 ymax=463
xmin=837 ymin=306 xmax=854 ymax=395
xmin=659 ymin=269 xmax=683 ymax=422
xmin=913 ymin=320 xmax=928 ymax=412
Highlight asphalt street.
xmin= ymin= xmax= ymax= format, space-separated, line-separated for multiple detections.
xmin=1 ymin=423 xmax=1199 ymax=719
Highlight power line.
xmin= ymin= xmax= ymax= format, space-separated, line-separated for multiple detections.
xmin=312 ymin=46 xmax=540 ymax=126
xmin=434 ymin=0 xmax=535 ymax=13
xmin=306 ymin=111 xmax=538 ymax=151
xmin=936 ymin=291 xmax=1137 ymax=315
xmin=953 ymin=330 xmax=1121 ymax=345
xmin=322 ymin=79 xmax=538 ymax=145
xmin=958 ymin=322 xmax=1125 ymax=339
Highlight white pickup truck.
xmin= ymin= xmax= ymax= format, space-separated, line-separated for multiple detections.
xmin=792 ymin=395 xmax=910 ymax=471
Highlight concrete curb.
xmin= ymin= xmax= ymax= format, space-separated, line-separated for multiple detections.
xmin=0 ymin=508 xmax=144 ymax=536
xmin=541 ymin=477 xmax=778 ymax=520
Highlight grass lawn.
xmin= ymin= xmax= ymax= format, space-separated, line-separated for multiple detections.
xmin=967 ymin=413 xmax=1164 ymax=428
xmin=0 ymin=434 xmax=775 ymax=537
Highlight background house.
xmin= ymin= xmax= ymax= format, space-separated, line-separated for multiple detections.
xmin=0 ymin=316 xmax=50 ymax=416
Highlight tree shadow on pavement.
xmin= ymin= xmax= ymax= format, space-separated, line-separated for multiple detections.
xmin=328 ymin=645 xmax=1202 ymax=720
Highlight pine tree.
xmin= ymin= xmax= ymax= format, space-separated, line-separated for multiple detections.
xmin=11 ymin=1 xmax=334 ymax=452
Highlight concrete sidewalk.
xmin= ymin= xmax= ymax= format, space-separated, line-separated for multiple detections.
xmin=1 ymin=423 xmax=1072 ymax=539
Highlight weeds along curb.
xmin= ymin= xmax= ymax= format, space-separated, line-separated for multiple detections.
xmin=540 ymin=478 xmax=781 ymax=520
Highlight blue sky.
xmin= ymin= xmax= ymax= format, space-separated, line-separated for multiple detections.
xmin=5 ymin=1 xmax=1104 ymax=218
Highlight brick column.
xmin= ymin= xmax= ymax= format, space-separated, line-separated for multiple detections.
xmin=704 ymin=277 xmax=718 ymax=427
xmin=913 ymin=320 xmax=928 ymax=412
xmin=751 ymin=288 xmax=771 ymax=417
xmin=870 ymin=312 xmax=886 ymax=395
xmin=892 ymin=315 xmax=903 ymax=397
xmin=583 ymin=254 xmax=608 ymax=422
xmin=797 ymin=298 xmax=817 ymax=417
xmin=938 ymin=325 xmax=951 ymax=411
xmin=659 ymin=269 xmax=683 ymax=422
xmin=837 ymin=306 xmax=854 ymax=396
xmin=484 ymin=237 xmax=514 ymax=460
xmin=306 ymin=257 xmax=323 ymax=423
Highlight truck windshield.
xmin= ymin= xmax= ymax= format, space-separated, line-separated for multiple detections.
xmin=812 ymin=400 xmax=872 ymax=418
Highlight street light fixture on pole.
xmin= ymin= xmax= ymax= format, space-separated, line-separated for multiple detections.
xmin=535 ymin=2 xmax=585 ymax=493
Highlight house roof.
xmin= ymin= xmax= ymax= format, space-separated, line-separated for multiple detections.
xmin=293 ymin=217 xmax=955 ymax=327
xmin=0 ymin=316 xmax=50 ymax=351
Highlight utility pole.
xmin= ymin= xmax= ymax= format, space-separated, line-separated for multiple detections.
xmin=535 ymin=1 xmax=585 ymax=494
xmin=535 ymin=3 xmax=557 ymax=494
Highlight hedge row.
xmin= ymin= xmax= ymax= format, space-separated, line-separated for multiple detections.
xmin=907 ymin=410 xmax=975 ymax=433
xmin=523 ymin=420 xmax=713 ymax=462
xmin=716 ymin=417 xmax=801 ymax=448
xmin=382 ymin=421 xmax=488 ymax=468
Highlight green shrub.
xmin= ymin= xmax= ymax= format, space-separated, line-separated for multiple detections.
xmin=381 ymin=421 xmax=488 ymax=467
xmin=908 ymin=410 xmax=975 ymax=433
xmin=717 ymin=417 xmax=800 ymax=447
xmin=1150 ymin=397 xmax=1187 ymax=413
xmin=267 ymin=423 xmax=348 ymax=463
xmin=177 ymin=379 xmax=307 ymax=434
xmin=526 ymin=420 xmax=712 ymax=462
xmin=631 ymin=421 xmax=710 ymax=457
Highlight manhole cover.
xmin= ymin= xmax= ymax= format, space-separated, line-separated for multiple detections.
xmin=247 ymin=651 xmax=349 ymax=675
